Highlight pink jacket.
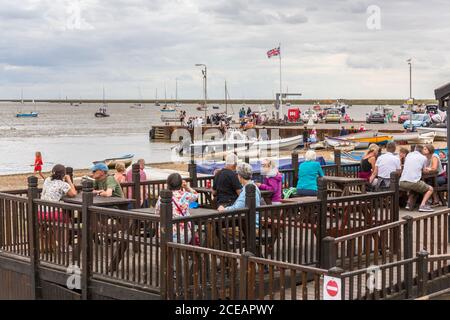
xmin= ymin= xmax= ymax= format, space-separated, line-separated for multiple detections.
xmin=259 ymin=173 xmax=283 ymax=203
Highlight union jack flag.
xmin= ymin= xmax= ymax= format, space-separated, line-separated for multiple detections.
xmin=267 ymin=47 xmax=280 ymax=58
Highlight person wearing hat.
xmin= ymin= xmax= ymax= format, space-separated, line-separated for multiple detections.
xmin=91 ymin=163 xmax=124 ymax=198
xmin=41 ymin=164 xmax=77 ymax=202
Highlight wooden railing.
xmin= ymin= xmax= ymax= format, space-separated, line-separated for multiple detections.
xmin=0 ymin=192 xmax=29 ymax=257
xmin=165 ymin=242 xmax=330 ymax=300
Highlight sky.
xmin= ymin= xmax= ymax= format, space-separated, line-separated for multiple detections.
xmin=0 ymin=0 xmax=449 ymax=100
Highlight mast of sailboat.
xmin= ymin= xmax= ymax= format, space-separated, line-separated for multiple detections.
xmin=102 ymin=86 xmax=106 ymax=107
xmin=175 ymin=78 xmax=178 ymax=104
xmin=21 ymin=88 xmax=24 ymax=104
xmin=164 ymin=83 xmax=167 ymax=107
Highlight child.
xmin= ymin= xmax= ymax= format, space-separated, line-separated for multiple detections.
xmin=34 ymin=151 xmax=45 ymax=179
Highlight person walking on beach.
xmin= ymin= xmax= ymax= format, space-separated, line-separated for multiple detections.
xmin=302 ymin=126 xmax=309 ymax=149
xmin=34 ymin=151 xmax=45 ymax=180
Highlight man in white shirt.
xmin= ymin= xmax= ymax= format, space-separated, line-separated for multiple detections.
xmin=399 ymin=145 xmax=434 ymax=212
xmin=369 ymin=142 xmax=401 ymax=190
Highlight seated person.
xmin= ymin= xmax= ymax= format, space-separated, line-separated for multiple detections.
xmin=358 ymin=144 xmax=379 ymax=181
xmin=126 ymin=159 xmax=149 ymax=207
xmin=218 ymin=163 xmax=261 ymax=226
xmin=399 ymin=145 xmax=433 ymax=212
xmin=369 ymin=142 xmax=401 ymax=190
xmin=423 ymin=144 xmax=446 ymax=207
xmin=41 ymin=164 xmax=77 ymax=202
xmin=256 ymin=159 xmax=282 ymax=204
xmin=297 ymin=150 xmax=324 ymax=197
xmin=213 ymin=154 xmax=242 ymax=207
xmin=92 ymin=163 xmax=124 ymax=198
xmin=155 ymin=173 xmax=198 ymax=243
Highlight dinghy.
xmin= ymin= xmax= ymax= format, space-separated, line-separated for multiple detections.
xmin=93 ymin=154 xmax=134 ymax=169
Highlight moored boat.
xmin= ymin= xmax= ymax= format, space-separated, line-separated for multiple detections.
xmin=93 ymin=154 xmax=134 ymax=169
xmin=407 ymin=132 xmax=436 ymax=144
xmin=16 ymin=112 xmax=38 ymax=118
xmin=348 ymin=135 xmax=393 ymax=145
xmin=416 ymin=127 xmax=447 ymax=141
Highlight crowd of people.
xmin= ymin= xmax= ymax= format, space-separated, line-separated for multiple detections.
xmin=355 ymin=142 xmax=447 ymax=212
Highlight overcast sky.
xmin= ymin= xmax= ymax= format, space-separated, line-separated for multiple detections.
xmin=0 ymin=0 xmax=449 ymax=100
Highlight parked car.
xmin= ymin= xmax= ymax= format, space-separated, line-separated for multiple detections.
xmin=324 ymin=108 xmax=341 ymax=123
xmin=398 ymin=111 xmax=411 ymax=124
xmin=366 ymin=111 xmax=385 ymax=124
xmin=301 ymin=109 xmax=318 ymax=123
xmin=403 ymin=113 xmax=432 ymax=130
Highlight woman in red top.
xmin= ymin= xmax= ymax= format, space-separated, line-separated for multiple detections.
xmin=34 ymin=151 xmax=45 ymax=179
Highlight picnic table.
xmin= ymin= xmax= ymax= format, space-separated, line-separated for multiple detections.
xmin=323 ymin=176 xmax=367 ymax=197
xmin=62 ymin=193 xmax=134 ymax=210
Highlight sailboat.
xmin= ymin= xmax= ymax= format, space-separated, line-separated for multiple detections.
xmin=160 ymin=84 xmax=175 ymax=112
xmin=16 ymin=91 xmax=39 ymax=118
xmin=95 ymin=87 xmax=110 ymax=117
xmin=174 ymin=79 xmax=182 ymax=108
xmin=155 ymin=88 xmax=160 ymax=107
xmin=130 ymin=86 xmax=144 ymax=109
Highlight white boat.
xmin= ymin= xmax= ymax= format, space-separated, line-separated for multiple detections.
xmin=325 ymin=136 xmax=357 ymax=150
xmin=160 ymin=106 xmax=176 ymax=112
xmin=378 ymin=132 xmax=419 ymax=142
xmin=186 ymin=129 xmax=302 ymax=153
xmin=407 ymin=132 xmax=436 ymax=144
xmin=417 ymin=127 xmax=447 ymax=141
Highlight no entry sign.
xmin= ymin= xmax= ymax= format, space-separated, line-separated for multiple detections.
xmin=323 ymin=276 xmax=342 ymax=300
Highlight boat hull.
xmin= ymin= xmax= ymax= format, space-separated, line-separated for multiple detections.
xmin=93 ymin=154 xmax=134 ymax=169
xmin=417 ymin=127 xmax=447 ymax=141
xmin=16 ymin=112 xmax=38 ymax=118
xmin=95 ymin=113 xmax=110 ymax=117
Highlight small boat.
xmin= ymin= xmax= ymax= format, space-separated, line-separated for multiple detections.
xmin=197 ymin=105 xmax=208 ymax=111
xmin=325 ymin=136 xmax=357 ymax=150
xmin=95 ymin=112 xmax=110 ymax=117
xmin=407 ymin=132 xmax=436 ymax=144
xmin=417 ymin=127 xmax=447 ymax=141
xmin=212 ymin=105 xmax=220 ymax=110
xmin=161 ymin=115 xmax=182 ymax=123
xmin=16 ymin=112 xmax=38 ymax=118
xmin=348 ymin=135 xmax=393 ymax=145
xmin=161 ymin=106 xmax=176 ymax=112
xmin=93 ymin=154 xmax=134 ymax=169
xmin=379 ymin=132 xmax=419 ymax=142
xmin=130 ymin=103 xmax=144 ymax=109
xmin=155 ymin=102 xmax=160 ymax=107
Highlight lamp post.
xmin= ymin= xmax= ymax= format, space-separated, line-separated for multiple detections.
xmin=195 ymin=64 xmax=207 ymax=120
xmin=407 ymin=59 xmax=413 ymax=131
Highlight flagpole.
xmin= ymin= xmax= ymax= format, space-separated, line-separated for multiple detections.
xmin=279 ymin=43 xmax=282 ymax=120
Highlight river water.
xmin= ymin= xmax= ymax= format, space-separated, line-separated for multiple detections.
xmin=0 ymin=101 xmax=401 ymax=175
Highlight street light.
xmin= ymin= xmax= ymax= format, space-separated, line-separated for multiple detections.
xmin=407 ymin=59 xmax=413 ymax=131
xmin=195 ymin=64 xmax=207 ymax=120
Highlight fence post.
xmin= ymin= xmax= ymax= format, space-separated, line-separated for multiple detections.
xmin=66 ymin=167 xmax=74 ymax=184
xmin=27 ymin=176 xmax=41 ymax=300
xmin=245 ymin=143 xmax=250 ymax=164
xmin=291 ymin=150 xmax=299 ymax=188
xmin=327 ymin=267 xmax=345 ymax=300
xmin=81 ymin=180 xmax=94 ymax=300
xmin=132 ymin=163 xmax=141 ymax=209
xmin=390 ymin=171 xmax=400 ymax=252
xmin=188 ymin=162 xmax=198 ymax=188
xmin=334 ymin=149 xmax=342 ymax=176
xmin=245 ymin=184 xmax=257 ymax=255
xmin=160 ymin=189 xmax=173 ymax=300
xmin=402 ymin=215 xmax=414 ymax=298
xmin=317 ymin=177 xmax=328 ymax=260
xmin=239 ymin=251 xmax=254 ymax=300
xmin=321 ymin=237 xmax=337 ymax=269
xmin=417 ymin=250 xmax=429 ymax=297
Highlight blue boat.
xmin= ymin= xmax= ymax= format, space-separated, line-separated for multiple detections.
xmin=16 ymin=112 xmax=38 ymax=118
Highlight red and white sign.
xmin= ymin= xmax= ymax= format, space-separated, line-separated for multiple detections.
xmin=323 ymin=276 xmax=342 ymax=300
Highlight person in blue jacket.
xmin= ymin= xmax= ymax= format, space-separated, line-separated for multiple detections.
xmin=297 ymin=150 xmax=324 ymax=196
